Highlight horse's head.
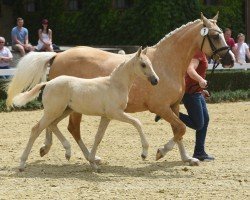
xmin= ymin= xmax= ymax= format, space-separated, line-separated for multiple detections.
xmin=201 ymin=12 xmax=235 ymax=68
xmin=133 ymin=47 xmax=159 ymax=85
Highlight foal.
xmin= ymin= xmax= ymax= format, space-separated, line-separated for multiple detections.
xmin=13 ymin=47 xmax=159 ymax=171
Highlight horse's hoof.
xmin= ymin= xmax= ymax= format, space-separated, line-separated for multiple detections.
xmin=189 ymin=158 xmax=200 ymax=166
xmin=19 ymin=167 xmax=25 ymax=172
xmin=156 ymin=149 xmax=164 ymax=161
xmin=90 ymin=162 xmax=99 ymax=171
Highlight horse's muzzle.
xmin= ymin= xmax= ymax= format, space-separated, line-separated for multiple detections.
xmin=148 ymin=76 xmax=159 ymax=86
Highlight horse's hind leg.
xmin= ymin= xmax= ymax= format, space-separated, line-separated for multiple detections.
xmin=68 ymin=112 xmax=101 ymax=163
xmin=40 ymin=128 xmax=52 ymax=157
xmin=112 ymin=111 xmax=149 ymax=160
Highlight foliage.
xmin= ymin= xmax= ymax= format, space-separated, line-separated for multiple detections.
xmin=206 ymin=70 xmax=250 ymax=91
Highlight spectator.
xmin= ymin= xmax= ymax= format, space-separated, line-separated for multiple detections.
xmin=155 ymin=51 xmax=214 ymax=161
xmin=223 ymin=28 xmax=236 ymax=56
xmin=36 ymin=19 xmax=53 ymax=52
xmin=235 ymin=33 xmax=250 ymax=64
xmin=11 ymin=17 xmax=34 ymax=56
xmin=0 ymin=36 xmax=13 ymax=79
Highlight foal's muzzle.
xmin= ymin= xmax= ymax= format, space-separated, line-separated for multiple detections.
xmin=148 ymin=76 xmax=159 ymax=86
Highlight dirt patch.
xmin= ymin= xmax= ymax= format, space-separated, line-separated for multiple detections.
xmin=0 ymin=102 xmax=249 ymax=199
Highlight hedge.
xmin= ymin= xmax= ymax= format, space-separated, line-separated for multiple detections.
xmin=10 ymin=0 xmax=245 ymax=46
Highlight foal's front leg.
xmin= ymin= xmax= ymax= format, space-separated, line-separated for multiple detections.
xmin=88 ymin=116 xmax=110 ymax=170
xmin=112 ymin=111 xmax=149 ymax=160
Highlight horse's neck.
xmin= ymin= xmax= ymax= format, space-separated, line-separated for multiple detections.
xmin=154 ymin=20 xmax=203 ymax=74
xmin=110 ymin=58 xmax=136 ymax=91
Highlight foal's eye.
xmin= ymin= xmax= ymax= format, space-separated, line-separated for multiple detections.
xmin=141 ymin=63 xmax=146 ymax=68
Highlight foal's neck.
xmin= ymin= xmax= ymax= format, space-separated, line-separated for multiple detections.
xmin=110 ymin=57 xmax=136 ymax=91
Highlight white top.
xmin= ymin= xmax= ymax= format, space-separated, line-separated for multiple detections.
xmin=0 ymin=46 xmax=13 ymax=67
xmin=36 ymin=32 xmax=52 ymax=50
xmin=235 ymin=42 xmax=249 ymax=63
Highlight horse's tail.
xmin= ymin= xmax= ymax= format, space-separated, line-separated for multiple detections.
xmin=13 ymin=82 xmax=47 ymax=107
xmin=6 ymin=51 xmax=57 ymax=108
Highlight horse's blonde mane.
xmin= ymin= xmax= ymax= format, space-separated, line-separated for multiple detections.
xmin=152 ymin=19 xmax=201 ymax=48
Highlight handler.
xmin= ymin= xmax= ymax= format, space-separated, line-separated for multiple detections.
xmin=155 ymin=50 xmax=214 ymax=161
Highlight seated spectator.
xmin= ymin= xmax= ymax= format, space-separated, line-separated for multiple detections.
xmin=235 ymin=33 xmax=250 ymax=64
xmin=36 ymin=19 xmax=53 ymax=52
xmin=223 ymin=28 xmax=237 ymax=56
xmin=0 ymin=36 xmax=13 ymax=79
xmin=11 ymin=17 xmax=35 ymax=56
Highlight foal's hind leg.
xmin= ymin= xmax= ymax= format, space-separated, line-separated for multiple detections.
xmin=112 ymin=111 xmax=149 ymax=160
xmin=19 ymin=115 xmax=55 ymax=171
xmin=40 ymin=108 xmax=72 ymax=158
xmin=40 ymin=128 xmax=53 ymax=157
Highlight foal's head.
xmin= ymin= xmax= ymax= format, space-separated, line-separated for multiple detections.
xmin=132 ymin=47 xmax=159 ymax=85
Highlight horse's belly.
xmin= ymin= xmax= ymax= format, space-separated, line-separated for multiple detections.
xmin=69 ymin=102 xmax=105 ymax=116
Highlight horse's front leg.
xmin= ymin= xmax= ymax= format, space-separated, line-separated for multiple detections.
xmin=112 ymin=111 xmax=149 ymax=160
xmin=154 ymin=106 xmax=199 ymax=166
xmin=88 ymin=116 xmax=110 ymax=170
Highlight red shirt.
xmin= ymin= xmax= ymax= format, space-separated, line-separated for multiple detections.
xmin=226 ymin=38 xmax=236 ymax=49
xmin=185 ymin=51 xmax=208 ymax=94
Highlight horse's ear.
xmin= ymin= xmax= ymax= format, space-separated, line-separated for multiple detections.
xmin=212 ymin=11 xmax=219 ymax=21
xmin=201 ymin=12 xmax=210 ymax=27
xmin=142 ymin=47 xmax=148 ymax=55
xmin=136 ymin=46 xmax=142 ymax=57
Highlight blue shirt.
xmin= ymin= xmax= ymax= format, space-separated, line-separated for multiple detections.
xmin=11 ymin=26 xmax=28 ymax=45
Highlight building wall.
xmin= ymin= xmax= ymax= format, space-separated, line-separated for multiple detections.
xmin=0 ymin=3 xmax=14 ymax=45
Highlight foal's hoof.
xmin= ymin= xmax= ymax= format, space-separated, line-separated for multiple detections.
xmin=19 ymin=168 xmax=25 ymax=172
xmin=65 ymin=153 xmax=71 ymax=161
xmin=156 ymin=149 xmax=164 ymax=161
xmin=40 ymin=147 xmax=46 ymax=157
xmin=95 ymin=156 xmax=102 ymax=165
xmin=141 ymin=154 xmax=147 ymax=160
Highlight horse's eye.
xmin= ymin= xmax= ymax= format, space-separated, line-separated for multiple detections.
xmin=212 ymin=34 xmax=220 ymax=40
xmin=141 ymin=63 xmax=146 ymax=68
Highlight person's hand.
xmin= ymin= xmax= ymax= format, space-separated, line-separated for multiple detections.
xmin=199 ymin=78 xmax=207 ymax=88
xmin=201 ymin=90 xmax=210 ymax=98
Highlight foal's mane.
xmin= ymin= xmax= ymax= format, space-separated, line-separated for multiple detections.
xmin=152 ymin=19 xmax=201 ymax=48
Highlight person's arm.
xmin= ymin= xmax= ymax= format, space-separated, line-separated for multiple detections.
xmin=186 ymin=58 xmax=207 ymax=88
xmin=24 ymin=29 xmax=29 ymax=45
xmin=1 ymin=47 xmax=13 ymax=62
xmin=49 ymin=29 xmax=52 ymax=43
xmin=12 ymin=29 xmax=24 ymax=46
xmin=246 ymin=46 xmax=250 ymax=60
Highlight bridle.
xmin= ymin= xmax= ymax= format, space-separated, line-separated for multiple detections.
xmin=200 ymin=27 xmax=231 ymax=76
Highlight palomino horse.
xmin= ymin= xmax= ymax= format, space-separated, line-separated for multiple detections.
xmin=7 ymin=13 xmax=234 ymax=166
xmin=12 ymin=47 xmax=159 ymax=171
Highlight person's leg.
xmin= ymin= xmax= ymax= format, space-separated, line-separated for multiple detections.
xmin=179 ymin=93 xmax=204 ymax=130
xmin=12 ymin=44 xmax=25 ymax=56
xmin=193 ymin=96 xmax=214 ymax=161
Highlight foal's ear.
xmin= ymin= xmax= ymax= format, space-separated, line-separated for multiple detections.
xmin=136 ymin=46 xmax=142 ymax=57
xmin=212 ymin=11 xmax=219 ymax=21
xmin=201 ymin=12 xmax=210 ymax=27
xmin=142 ymin=47 xmax=148 ymax=55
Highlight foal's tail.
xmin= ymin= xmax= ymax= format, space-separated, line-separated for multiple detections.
xmin=6 ymin=52 xmax=57 ymax=108
xmin=13 ymin=82 xmax=47 ymax=107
